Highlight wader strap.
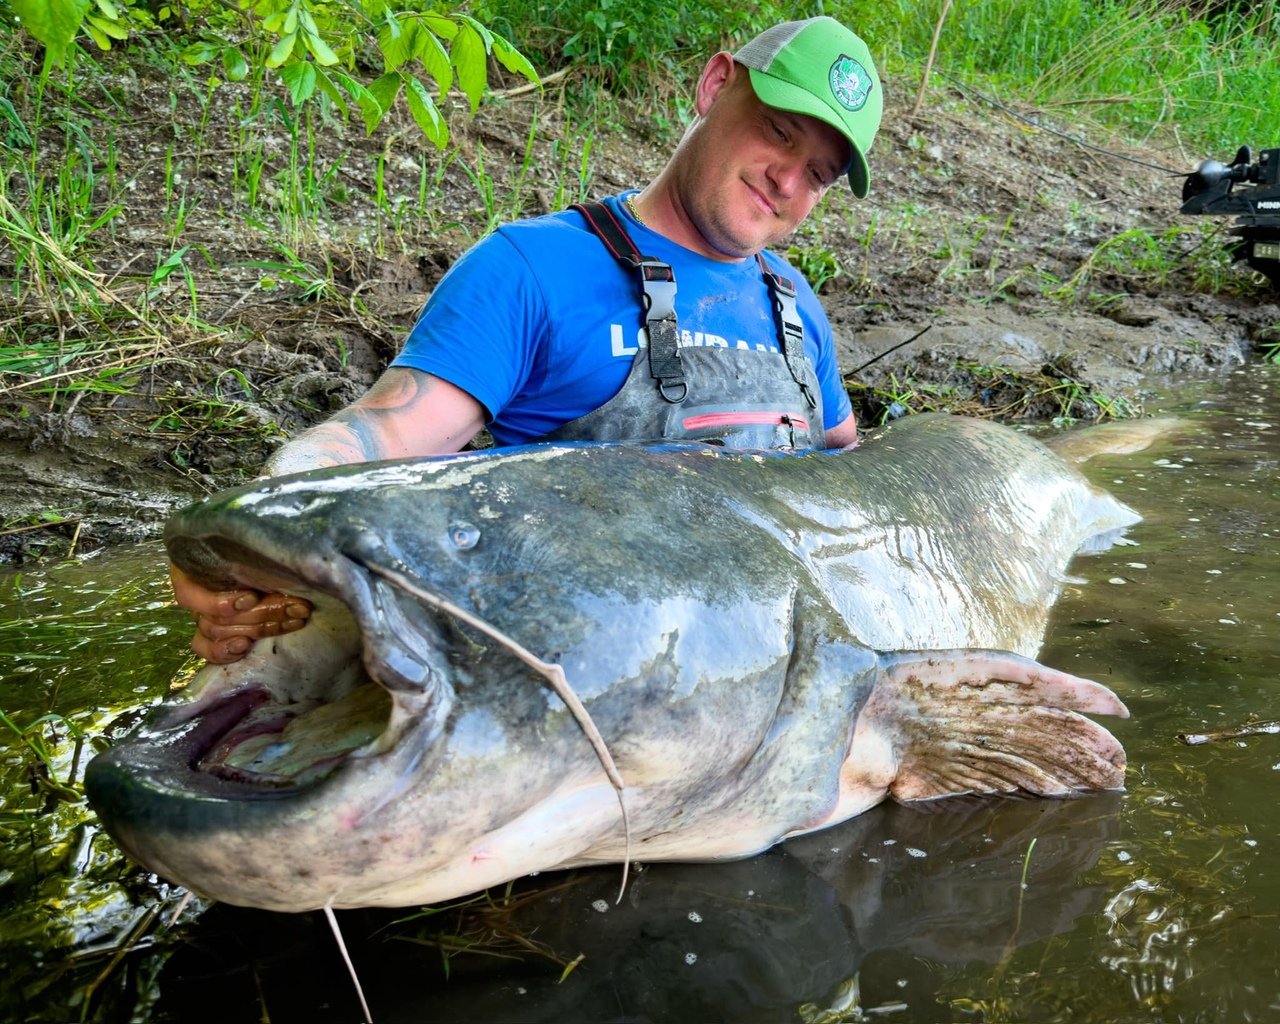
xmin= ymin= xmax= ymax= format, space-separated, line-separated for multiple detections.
xmin=572 ymin=201 xmax=687 ymax=403
xmin=756 ymin=254 xmax=818 ymax=413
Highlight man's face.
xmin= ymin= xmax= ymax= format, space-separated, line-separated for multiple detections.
xmin=677 ymin=60 xmax=850 ymax=260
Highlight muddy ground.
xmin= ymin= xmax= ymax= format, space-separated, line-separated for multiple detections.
xmin=1 ymin=54 xmax=1276 ymax=563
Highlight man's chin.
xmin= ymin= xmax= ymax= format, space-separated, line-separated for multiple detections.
xmin=700 ymin=219 xmax=775 ymax=260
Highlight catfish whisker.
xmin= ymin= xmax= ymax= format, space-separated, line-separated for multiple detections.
xmin=362 ymin=561 xmax=633 ymax=903
xmin=324 ymin=899 xmax=373 ymax=1024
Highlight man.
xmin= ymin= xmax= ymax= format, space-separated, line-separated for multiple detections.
xmin=175 ymin=16 xmax=883 ymax=663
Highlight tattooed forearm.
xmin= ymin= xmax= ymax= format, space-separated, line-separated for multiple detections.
xmin=262 ymin=416 xmax=382 ymax=477
xmin=261 ymin=369 xmax=483 ymax=477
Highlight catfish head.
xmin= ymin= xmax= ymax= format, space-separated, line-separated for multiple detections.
xmin=87 ymin=445 xmax=644 ymax=912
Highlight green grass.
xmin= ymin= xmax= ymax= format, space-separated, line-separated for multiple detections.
xmin=848 ymin=0 xmax=1274 ymax=156
xmin=846 ymin=358 xmax=1140 ymax=428
xmin=1258 ymin=323 xmax=1280 ymax=364
xmin=483 ymin=0 xmax=811 ymax=100
xmin=483 ymin=0 xmax=1273 ymax=154
xmin=0 ymin=709 xmax=90 ymax=809
xmin=787 ymin=242 xmax=844 ymax=292
xmin=1039 ymin=220 xmax=1256 ymax=305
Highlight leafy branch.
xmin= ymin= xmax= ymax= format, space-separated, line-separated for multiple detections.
xmin=9 ymin=0 xmax=540 ymax=149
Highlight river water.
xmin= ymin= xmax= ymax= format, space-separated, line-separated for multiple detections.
xmin=1 ymin=365 xmax=1276 ymax=1023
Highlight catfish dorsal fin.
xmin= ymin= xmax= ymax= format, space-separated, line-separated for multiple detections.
xmin=1041 ymin=417 xmax=1183 ymax=464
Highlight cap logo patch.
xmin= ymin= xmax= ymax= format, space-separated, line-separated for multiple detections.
xmin=829 ymin=55 xmax=872 ymax=112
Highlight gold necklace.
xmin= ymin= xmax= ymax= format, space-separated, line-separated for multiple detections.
xmin=625 ymin=194 xmax=644 ymax=225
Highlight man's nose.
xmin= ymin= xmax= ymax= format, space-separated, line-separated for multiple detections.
xmin=767 ymin=156 xmax=805 ymax=200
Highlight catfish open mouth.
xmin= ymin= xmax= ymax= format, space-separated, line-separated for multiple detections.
xmin=135 ymin=533 xmax=413 ymax=798
xmin=192 ymin=680 xmax=392 ymax=789
xmin=116 ymin=600 xmax=397 ymax=801
xmin=98 ymin=522 xmax=624 ymax=851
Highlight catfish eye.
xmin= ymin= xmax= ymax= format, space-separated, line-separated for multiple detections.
xmin=448 ymin=522 xmax=480 ymax=550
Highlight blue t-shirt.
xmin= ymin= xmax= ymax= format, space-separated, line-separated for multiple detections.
xmin=392 ymin=193 xmax=852 ymax=447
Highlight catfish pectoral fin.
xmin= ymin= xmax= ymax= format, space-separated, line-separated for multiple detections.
xmin=884 ymin=702 xmax=1126 ymax=801
xmin=838 ymin=649 xmax=1127 ymax=810
xmin=875 ymin=648 xmax=1130 ymax=719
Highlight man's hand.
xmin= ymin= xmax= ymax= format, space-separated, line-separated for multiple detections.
xmin=171 ymin=564 xmax=311 ymax=665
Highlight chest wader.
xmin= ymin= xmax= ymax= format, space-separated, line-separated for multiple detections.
xmin=538 ymin=200 xmax=827 ymax=450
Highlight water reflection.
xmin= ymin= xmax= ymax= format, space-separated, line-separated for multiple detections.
xmin=0 ymin=545 xmax=190 ymax=1023
xmin=142 ymin=794 xmax=1119 ymax=1024
xmin=1037 ymin=365 xmax=1280 ymax=1023
xmin=1 ymin=365 xmax=1278 ymax=1022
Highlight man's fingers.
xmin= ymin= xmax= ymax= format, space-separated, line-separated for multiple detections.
xmin=193 ymin=592 xmax=312 ymax=630
xmin=195 ymin=613 xmax=309 ymax=642
xmin=171 ymin=565 xmax=314 ymax=621
xmin=173 ymin=562 xmax=314 ymax=665
xmin=190 ymin=603 xmax=309 ymax=664
xmin=192 ymin=631 xmax=253 ymax=665
xmin=170 ymin=563 xmax=261 ymax=619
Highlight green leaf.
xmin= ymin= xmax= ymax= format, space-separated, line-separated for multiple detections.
xmin=451 ymin=21 xmax=486 ymax=114
xmin=180 ymin=40 xmax=219 ymax=65
xmin=151 ymin=246 xmax=190 ymax=284
xmin=87 ymin=12 xmax=128 ymax=40
xmin=0 ymin=97 xmax=32 ymax=147
xmin=267 ymin=31 xmax=298 ymax=68
xmin=12 ymin=0 xmax=92 ymax=68
xmin=368 ymin=71 xmax=402 ymax=116
xmin=312 ymin=67 xmax=348 ymax=120
xmin=279 ymin=60 xmax=317 ymax=104
xmin=378 ymin=18 xmax=413 ymax=71
xmin=94 ymin=0 xmax=119 ymax=18
xmin=405 ymin=74 xmax=448 ymax=148
xmin=83 ymin=17 xmax=112 ymax=49
xmin=491 ymin=34 xmax=538 ymax=86
xmin=332 ymin=70 xmax=384 ymax=134
xmin=422 ymin=12 xmax=458 ymax=40
xmin=413 ymin=24 xmax=451 ymax=95
xmin=303 ymin=29 xmax=340 ymax=66
xmin=458 ymin=15 xmax=494 ymax=50
xmin=85 ymin=201 xmax=124 ymax=235
xmin=222 ymin=46 xmax=249 ymax=81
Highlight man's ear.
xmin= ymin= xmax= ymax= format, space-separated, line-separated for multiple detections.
xmin=694 ymin=51 xmax=738 ymax=117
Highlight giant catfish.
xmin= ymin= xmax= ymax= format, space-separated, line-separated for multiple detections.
xmin=86 ymin=413 xmax=1151 ymax=913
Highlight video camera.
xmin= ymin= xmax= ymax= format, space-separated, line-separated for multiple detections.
xmin=1180 ymin=146 xmax=1280 ymax=289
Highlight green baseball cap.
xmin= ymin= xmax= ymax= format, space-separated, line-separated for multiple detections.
xmin=734 ymin=17 xmax=882 ymax=198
